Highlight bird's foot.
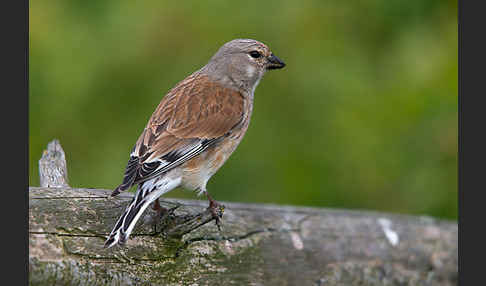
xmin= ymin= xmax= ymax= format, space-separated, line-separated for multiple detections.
xmin=151 ymin=198 xmax=166 ymax=233
xmin=150 ymin=199 xmax=181 ymax=234
xmin=205 ymin=192 xmax=224 ymax=231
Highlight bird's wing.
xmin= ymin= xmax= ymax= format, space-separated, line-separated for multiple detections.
xmin=112 ymin=74 xmax=245 ymax=194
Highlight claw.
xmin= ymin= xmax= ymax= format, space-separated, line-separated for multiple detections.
xmin=204 ymin=192 xmax=224 ymax=231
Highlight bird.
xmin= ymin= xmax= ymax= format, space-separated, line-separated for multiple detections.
xmin=104 ymin=39 xmax=286 ymax=248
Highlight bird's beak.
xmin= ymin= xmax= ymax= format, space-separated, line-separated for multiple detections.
xmin=266 ymin=53 xmax=286 ymax=70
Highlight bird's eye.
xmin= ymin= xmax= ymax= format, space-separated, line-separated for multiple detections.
xmin=249 ymin=51 xmax=261 ymax=58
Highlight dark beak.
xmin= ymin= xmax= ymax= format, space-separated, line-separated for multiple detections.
xmin=267 ymin=53 xmax=286 ymax=70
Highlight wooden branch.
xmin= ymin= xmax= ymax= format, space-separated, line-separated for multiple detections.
xmin=29 ymin=187 xmax=457 ymax=285
xmin=29 ymin=140 xmax=457 ymax=285
xmin=38 ymin=139 xmax=69 ymax=188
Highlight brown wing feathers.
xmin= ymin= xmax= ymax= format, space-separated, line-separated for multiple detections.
xmin=111 ymin=75 xmax=244 ymax=196
xmin=168 ymin=81 xmax=244 ymax=139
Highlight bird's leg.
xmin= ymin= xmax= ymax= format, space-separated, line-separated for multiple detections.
xmin=150 ymin=198 xmax=181 ymax=234
xmin=204 ymin=191 xmax=223 ymax=230
xmin=151 ymin=198 xmax=167 ymax=233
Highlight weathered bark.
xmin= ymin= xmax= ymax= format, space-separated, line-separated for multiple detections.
xmin=29 ymin=187 xmax=457 ymax=286
xmin=38 ymin=139 xmax=69 ymax=188
xmin=30 ymin=140 xmax=457 ymax=285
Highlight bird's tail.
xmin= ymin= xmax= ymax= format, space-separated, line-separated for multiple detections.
xmin=104 ymin=176 xmax=181 ymax=248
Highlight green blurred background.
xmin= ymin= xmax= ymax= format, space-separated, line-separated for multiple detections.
xmin=29 ymin=0 xmax=457 ymax=220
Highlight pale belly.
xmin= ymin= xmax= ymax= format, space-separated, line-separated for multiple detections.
xmin=179 ymin=136 xmax=243 ymax=193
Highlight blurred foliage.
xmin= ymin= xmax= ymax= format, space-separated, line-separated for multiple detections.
xmin=29 ymin=0 xmax=457 ymax=220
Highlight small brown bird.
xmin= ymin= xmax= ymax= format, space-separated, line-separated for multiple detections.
xmin=104 ymin=39 xmax=285 ymax=248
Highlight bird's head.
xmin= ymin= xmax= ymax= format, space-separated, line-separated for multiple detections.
xmin=204 ymin=39 xmax=286 ymax=93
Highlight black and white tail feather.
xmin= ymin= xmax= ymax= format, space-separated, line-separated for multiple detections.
xmin=104 ymin=176 xmax=181 ymax=248
xmin=104 ymin=138 xmax=223 ymax=248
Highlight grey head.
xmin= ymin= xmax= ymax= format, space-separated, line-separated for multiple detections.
xmin=201 ymin=39 xmax=286 ymax=93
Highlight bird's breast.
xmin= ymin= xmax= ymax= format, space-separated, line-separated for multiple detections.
xmin=180 ymin=135 xmax=245 ymax=192
xmin=180 ymin=99 xmax=253 ymax=192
